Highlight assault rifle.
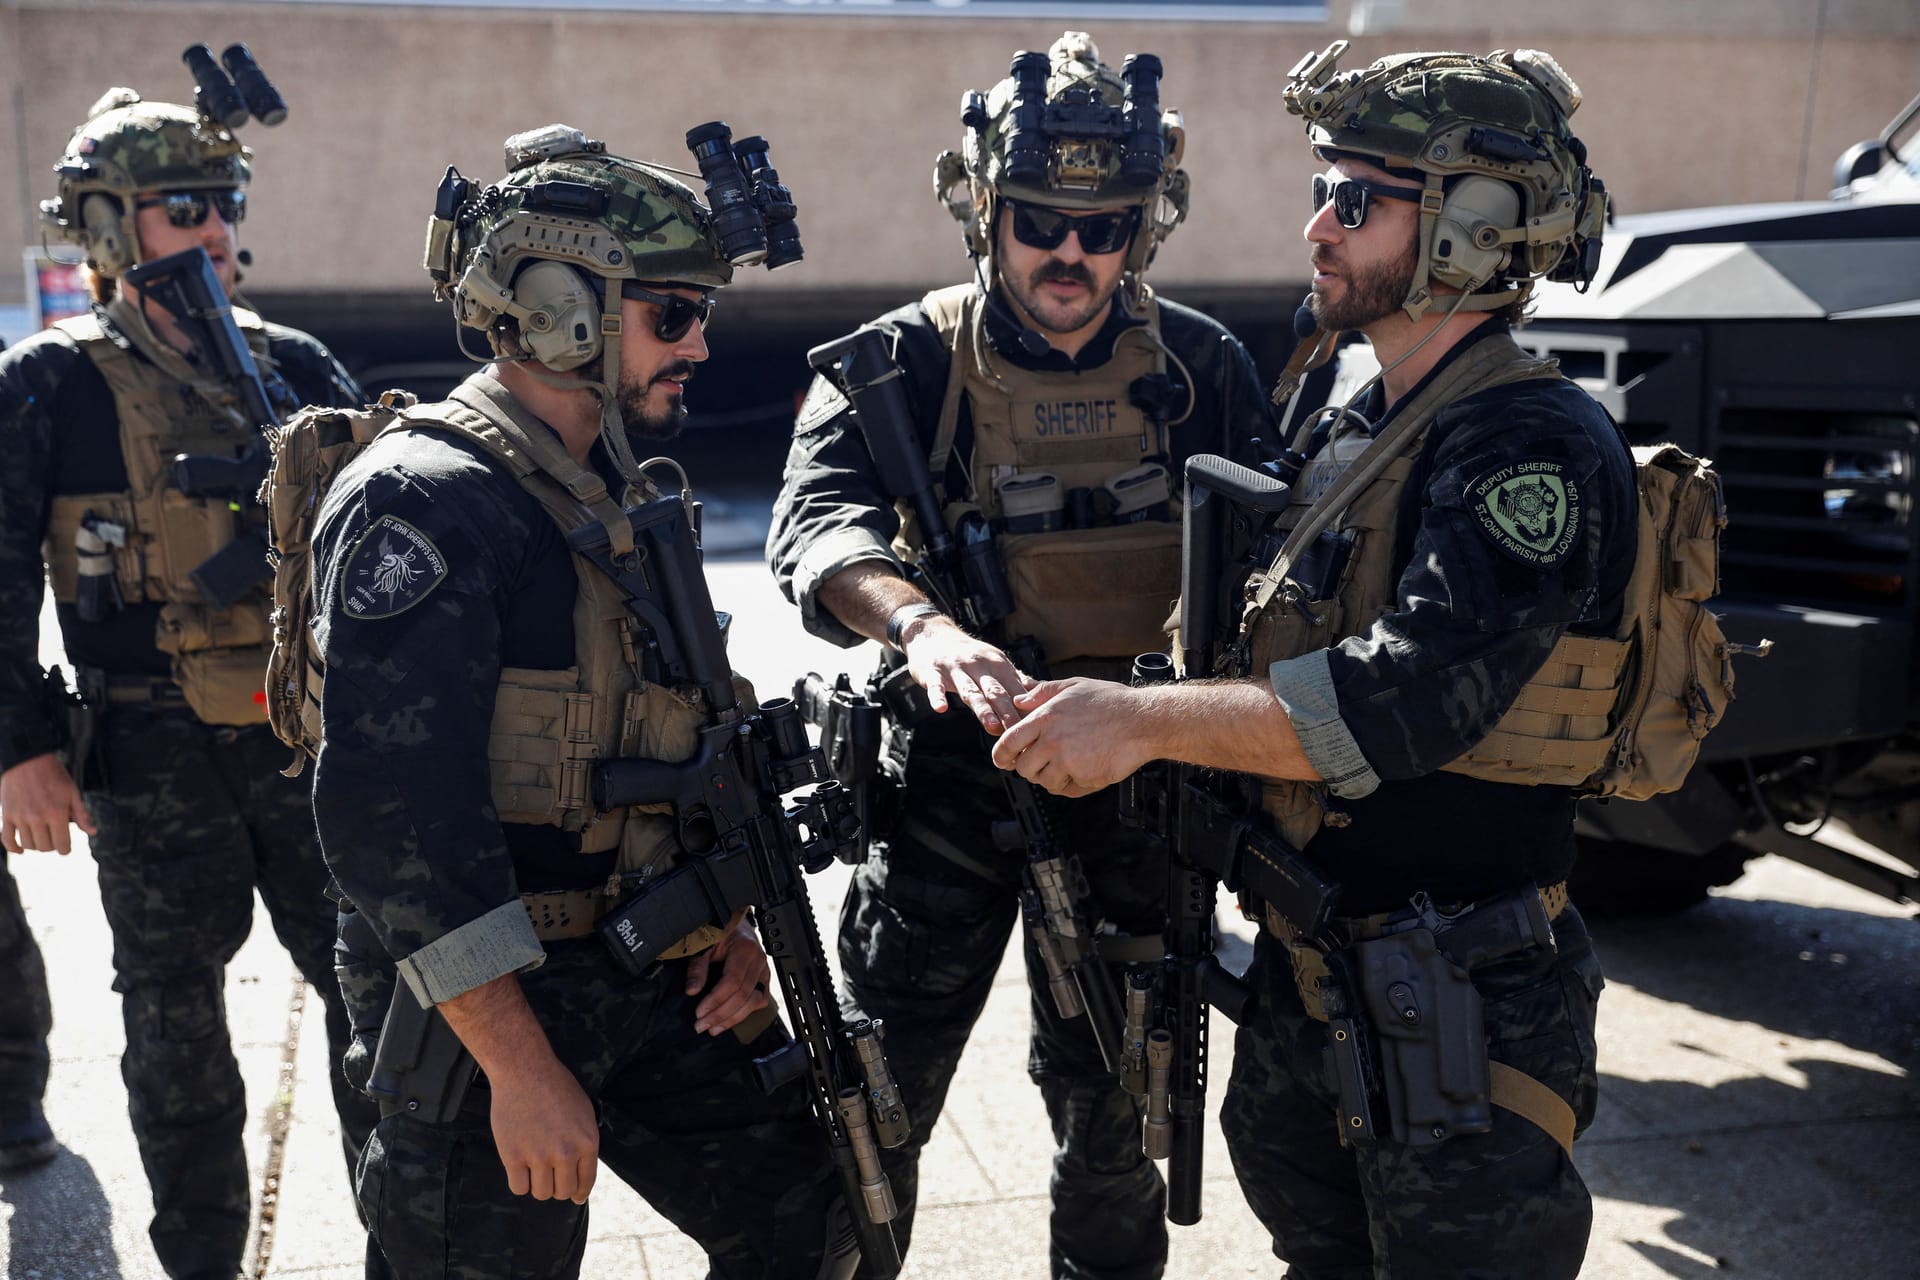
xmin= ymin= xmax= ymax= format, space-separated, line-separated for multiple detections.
xmin=806 ymin=328 xmax=1126 ymax=1073
xmin=373 ymin=491 xmax=907 ymax=1276
xmin=571 ymin=493 xmax=906 ymax=1278
xmin=1120 ymin=453 xmax=1341 ymax=1226
xmin=121 ymin=246 xmax=277 ymax=608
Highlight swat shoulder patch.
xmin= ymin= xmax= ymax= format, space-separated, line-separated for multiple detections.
xmin=1465 ymin=459 xmax=1584 ymax=569
xmin=340 ymin=514 xmax=448 ymax=619
xmin=793 ymin=377 xmax=850 ymax=435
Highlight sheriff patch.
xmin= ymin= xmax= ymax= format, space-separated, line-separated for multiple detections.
xmin=341 ymin=515 xmax=448 ymax=619
xmin=1019 ymin=397 xmax=1128 ymax=440
xmin=1466 ymin=459 xmax=1583 ymax=569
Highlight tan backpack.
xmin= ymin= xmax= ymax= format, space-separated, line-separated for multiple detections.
xmin=257 ymin=390 xmax=418 ymax=774
xmin=1588 ymin=443 xmax=1744 ymax=799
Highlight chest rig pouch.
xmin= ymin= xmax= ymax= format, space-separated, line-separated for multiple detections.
xmin=910 ymin=283 xmax=1186 ymax=671
xmin=43 ymin=302 xmax=289 ymax=726
xmin=391 ymin=378 xmax=710 ymax=880
xmin=1238 ymin=334 xmax=1567 ymax=849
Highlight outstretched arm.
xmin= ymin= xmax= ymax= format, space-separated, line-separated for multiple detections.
xmin=991 ymin=677 xmax=1320 ymax=798
xmin=817 ymin=562 xmax=1033 ymax=733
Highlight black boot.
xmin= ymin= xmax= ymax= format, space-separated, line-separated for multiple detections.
xmin=0 ymin=1099 xmax=57 ymax=1172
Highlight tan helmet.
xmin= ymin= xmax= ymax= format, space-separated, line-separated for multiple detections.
xmin=934 ymin=31 xmax=1190 ymax=281
xmin=1283 ymin=41 xmax=1608 ymax=320
xmin=39 ymin=89 xmax=251 ymax=278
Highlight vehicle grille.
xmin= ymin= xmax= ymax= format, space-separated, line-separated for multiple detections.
xmin=1713 ymin=408 xmax=1916 ymax=608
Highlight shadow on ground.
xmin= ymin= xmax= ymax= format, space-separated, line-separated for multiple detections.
xmin=3 ymin=1146 xmax=124 ymax=1279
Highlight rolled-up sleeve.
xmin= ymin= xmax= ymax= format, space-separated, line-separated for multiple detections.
xmin=1269 ymin=648 xmax=1380 ymax=798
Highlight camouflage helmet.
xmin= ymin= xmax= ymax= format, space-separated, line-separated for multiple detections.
xmin=39 ymin=88 xmax=251 ymax=277
xmin=425 ymin=124 xmax=737 ymax=477
xmin=935 ymin=32 xmax=1190 ymax=277
xmin=1283 ymin=41 xmax=1607 ymax=319
xmin=426 ymin=124 xmax=734 ymax=369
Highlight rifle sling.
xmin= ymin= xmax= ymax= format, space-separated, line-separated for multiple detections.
xmin=897 ymin=815 xmax=1021 ymax=890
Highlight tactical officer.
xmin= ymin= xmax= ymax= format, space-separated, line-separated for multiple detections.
xmin=995 ymin=44 xmax=1628 ymax=1279
xmin=768 ymin=33 xmax=1271 ymax=1279
xmin=308 ymin=124 xmax=849 ymax=1280
xmin=0 ymin=87 xmax=373 ymax=1277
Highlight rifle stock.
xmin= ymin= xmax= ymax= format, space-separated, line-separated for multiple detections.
xmin=122 ymin=246 xmax=279 ymax=602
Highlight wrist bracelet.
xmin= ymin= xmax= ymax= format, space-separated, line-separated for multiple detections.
xmin=886 ymin=602 xmax=943 ymax=650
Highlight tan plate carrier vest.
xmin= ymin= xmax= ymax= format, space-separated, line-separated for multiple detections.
xmin=1241 ymin=332 xmax=1636 ymax=850
xmin=279 ymin=377 xmax=712 ymax=890
xmin=905 ymin=284 xmax=1185 ymax=673
xmin=44 ymin=301 xmax=283 ymax=725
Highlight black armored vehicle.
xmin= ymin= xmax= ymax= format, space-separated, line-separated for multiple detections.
xmin=1523 ymin=93 xmax=1920 ymax=912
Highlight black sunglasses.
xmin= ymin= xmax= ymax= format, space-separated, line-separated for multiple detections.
xmin=1006 ymin=200 xmax=1139 ymax=255
xmin=1311 ymin=174 xmax=1424 ymax=230
xmin=619 ymin=282 xmax=716 ymax=342
xmin=135 ymin=188 xmax=247 ymax=228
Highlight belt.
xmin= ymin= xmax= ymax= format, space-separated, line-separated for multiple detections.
xmin=519 ymin=886 xmax=723 ymax=960
xmin=1269 ymin=881 xmax=1576 ymax=1158
xmin=1265 ymin=880 xmax=1568 ymax=964
xmin=76 ymin=667 xmax=189 ymax=709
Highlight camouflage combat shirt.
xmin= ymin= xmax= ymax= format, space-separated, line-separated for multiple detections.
xmin=308 ymin=407 xmax=616 ymax=1007
xmin=1271 ymin=322 xmax=1639 ymax=911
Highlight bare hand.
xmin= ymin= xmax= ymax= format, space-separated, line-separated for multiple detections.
xmin=688 ymin=909 xmax=772 ymax=1036
xmin=902 ymin=616 xmax=1036 ymax=734
xmin=488 ymin=1052 xmax=600 ymax=1203
xmin=1 ymin=753 xmax=96 ymax=855
xmin=990 ymin=679 xmax=1156 ymax=797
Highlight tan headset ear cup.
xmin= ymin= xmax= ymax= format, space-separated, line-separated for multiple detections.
xmin=1429 ymin=175 xmax=1519 ymax=292
xmin=512 ymin=261 xmax=602 ymax=371
xmin=79 ymin=193 xmax=134 ymax=276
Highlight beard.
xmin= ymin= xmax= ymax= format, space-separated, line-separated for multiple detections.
xmin=1308 ymin=236 xmax=1419 ymax=331
xmin=1004 ymin=258 xmax=1118 ymax=336
xmin=615 ymin=360 xmax=695 ymax=442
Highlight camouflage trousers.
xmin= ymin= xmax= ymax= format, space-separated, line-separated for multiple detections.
xmin=0 ymin=857 xmax=52 ymax=1114
xmin=839 ymin=726 xmax=1169 ymax=1280
xmin=1220 ymin=903 xmax=1605 ymax=1280
xmin=336 ymin=929 xmax=847 ymax=1280
xmin=86 ymin=707 xmax=378 ymax=1280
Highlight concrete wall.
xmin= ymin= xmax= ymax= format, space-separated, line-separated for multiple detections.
xmin=1 ymin=0 xmax=1916 ymax=310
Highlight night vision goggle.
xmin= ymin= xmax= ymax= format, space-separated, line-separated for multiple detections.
xmin=964 ymin=49 xmax=1168 ymax=192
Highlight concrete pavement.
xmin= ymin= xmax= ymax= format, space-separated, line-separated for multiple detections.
xmin=4 ymin=552 xmax=1916 ymax=1279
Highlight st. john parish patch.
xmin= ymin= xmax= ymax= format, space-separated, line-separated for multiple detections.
xmin=341 ymin=514 xmax=448 ymax=619
xmin=1466 ymin=459 xmax=1583 ymax=569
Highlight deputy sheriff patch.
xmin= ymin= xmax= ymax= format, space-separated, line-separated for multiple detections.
xmin=1465 ymin=459 xmax=1583 ymax=569
xmin=341 ymin=515 xmax=447 ymax=620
